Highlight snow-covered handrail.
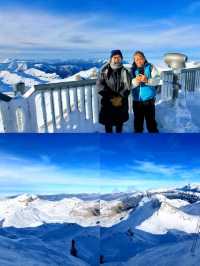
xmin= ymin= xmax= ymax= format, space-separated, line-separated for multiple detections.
xmin=0 ymin=68 xmax=200 ymax=133
xmin=160 ymin=70 xmax=174 ymax=101
xmin=181 ymin=67 xmax=200 ymax=92
xmin=0 ymin=93 xmax=12 ymax=102
xmin=0 ymin=79 xmax=98 ymax=133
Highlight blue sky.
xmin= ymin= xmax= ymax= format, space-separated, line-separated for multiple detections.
xmin=100 ymin=134 xmax=200 ymax=192
xmin=0 ymin=134 xmax=100 ymax=196
xmin=0 ymin=0 xmax=200 ymax=63
xmin=0 ymin=134 xmax=199 ymax=196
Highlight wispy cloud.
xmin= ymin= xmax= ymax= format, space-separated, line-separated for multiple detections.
xmin=1 ymin=8 xmax=200 ymax=60
xmin=0 ymin=150 xmax=100 ymax=195
xmin=128 ymin=160 xmax=200 ymax=183
xmin=133 ymin=160 xmax=182 ymax=176
xmin=0 ymin=9 xmax=96 ymax=49
xmin=0 ymin=148 xmax=199 ymax=195
xmin=100 ymin=159 xmax=200 ymax=192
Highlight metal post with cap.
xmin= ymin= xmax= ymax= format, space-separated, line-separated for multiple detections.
xmin=164 ymin=53 xmax=188 ymax=101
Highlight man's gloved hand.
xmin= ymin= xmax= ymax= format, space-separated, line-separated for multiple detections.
xmin=111 ymin=96 xmax=123 ymax=107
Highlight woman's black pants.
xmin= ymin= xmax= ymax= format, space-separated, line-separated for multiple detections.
xmin=133 ymin=99 xmax=159 ymax=133
xmin=105 ymin=124 xmax=123 ymax=133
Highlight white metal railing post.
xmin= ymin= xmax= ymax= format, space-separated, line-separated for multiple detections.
xmin=41 ymin=91 xmax=48 ymax=133
xmin=161 ymin=72 xmax=165 ymax=100
xmin=6 ymin=96 xmax=27 ymax=132
xmin=27 ymin=95 xmax=39 ymax=132
xmin=65 ymin=88 xmax=71 ymax=115
xmin=49 ymin=90 xmax=57 ymax=132
xmin=58 ymin=88 xmax=64 ymax=118
xmin=79 ymin=86 xmax=86 ymax=117
xmin=58 ymin=88 xmax=65 ymax=129
xmin=72 ymin=87 xmax=79 ymax=112
xmin=85 ymin=85 xmax=93 ymax=121
xmin=0 ymin=101 xmax=12 ymax=132
xmin=161 ymin=71 xmax=173 ymax=101
xmin=92 ymin=84 xmax=99 ymax=124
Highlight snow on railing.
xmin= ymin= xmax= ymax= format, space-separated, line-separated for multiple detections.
xmin=0 ymin=68 xmax=200 ymax=133
xmin=0 ymin=79 xmax=99 ymax=133
xmin=181 ymin=67 xmax=200 ymax=92
xmin=160 ymin=70 xmax=174 ymax=101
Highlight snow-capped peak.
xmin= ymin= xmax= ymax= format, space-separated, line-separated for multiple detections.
xmin=136 ymin=196 xmax=199 ymax=235
xmin=15 ymin=193 xmax=39 ymax=203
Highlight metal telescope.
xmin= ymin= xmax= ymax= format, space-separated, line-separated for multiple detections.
xmin=164 ymin=53 xmax=188 ymax=72
xmin=164 ymin=53 xmax=188 ymax=100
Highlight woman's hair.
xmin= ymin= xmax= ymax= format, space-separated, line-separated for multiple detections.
xmin=133 ymin=51 xmax=147 ymax=61
xmin=132 ymin=51 xmax=148 ymax=69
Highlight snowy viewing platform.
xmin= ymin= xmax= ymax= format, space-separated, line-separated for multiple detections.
xmin=0 ymin=66 xmax=200 ymax=133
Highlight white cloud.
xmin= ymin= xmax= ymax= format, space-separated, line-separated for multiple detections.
xmin=0 ymin=150 xmax=199 ymax=195
xmin=124 ymin=160 xmax=200 ymax=184
xmin=133 ymin=160 xmax=181 ymax=176
xmin=1 ymin=8 xmax=200 ymax=59
xmin=0 ymin=8 xmax=96 ymax=50
xmin=0 ymin=151 xmax=100 ymax=193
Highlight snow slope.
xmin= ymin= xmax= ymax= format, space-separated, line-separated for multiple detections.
xmin=105 ymin=240 xmax=200 ymax=266
xmin=0 ymin=186 xmax=199 ymax=265
xmin=136 ymin=196 xmax=199 ymax=235
xmin=156 ymin=90 xmax=200 ymax=133
xmin=0 ymin=194 xmax=100 ymax=228
xmin=0 ymin=195 xmax=100 ymax=266
xmin=51 ymin=67 xmax=98 ymax=83
xmin=0 ymin=233 xmax=90 ymax=266
xmin=0 ymin=224 xmax=98 ymax=266
xmin=100 ymin=186 xmax=200 ymax=264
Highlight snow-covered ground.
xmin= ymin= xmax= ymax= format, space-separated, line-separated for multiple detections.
xmin=0 ymin=194 xmax=100 ymax=266
xmin=0 ymin=185 xmax=199 ymax=265
xmin=0 ymin=194 xmax=100 ymax=228
xmin=156 ymin=90 xmax=200 ymax=133
xmin=101 ymin=185 xmax=200 ymax=265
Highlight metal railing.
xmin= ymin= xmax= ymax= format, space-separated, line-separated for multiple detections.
xmin=0 ymin=68 xmax=200 ymax=133
xmin=0 ymin=79 xmax=99 ymax=133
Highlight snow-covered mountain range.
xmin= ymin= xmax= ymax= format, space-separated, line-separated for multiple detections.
xmin=0 ymin=185 xmax=199 ymax=265
xmin=1 ymin=58 xmax=200 ymax=94
xmin=0 ymin=59 xmax=105 ymax=92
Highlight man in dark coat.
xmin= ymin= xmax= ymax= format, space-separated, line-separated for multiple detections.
xmin=97 ymin=50 xmax=131 ymax=133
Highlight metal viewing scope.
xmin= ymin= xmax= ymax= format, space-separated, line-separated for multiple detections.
xmin=164 ymin=53 xmax=188 ymax=72
xmin=164 ymin=53 xmax=188 ymax=100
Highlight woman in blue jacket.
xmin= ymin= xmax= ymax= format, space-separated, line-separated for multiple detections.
xmin=131 ymin=51 xmax=160 ymax=133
